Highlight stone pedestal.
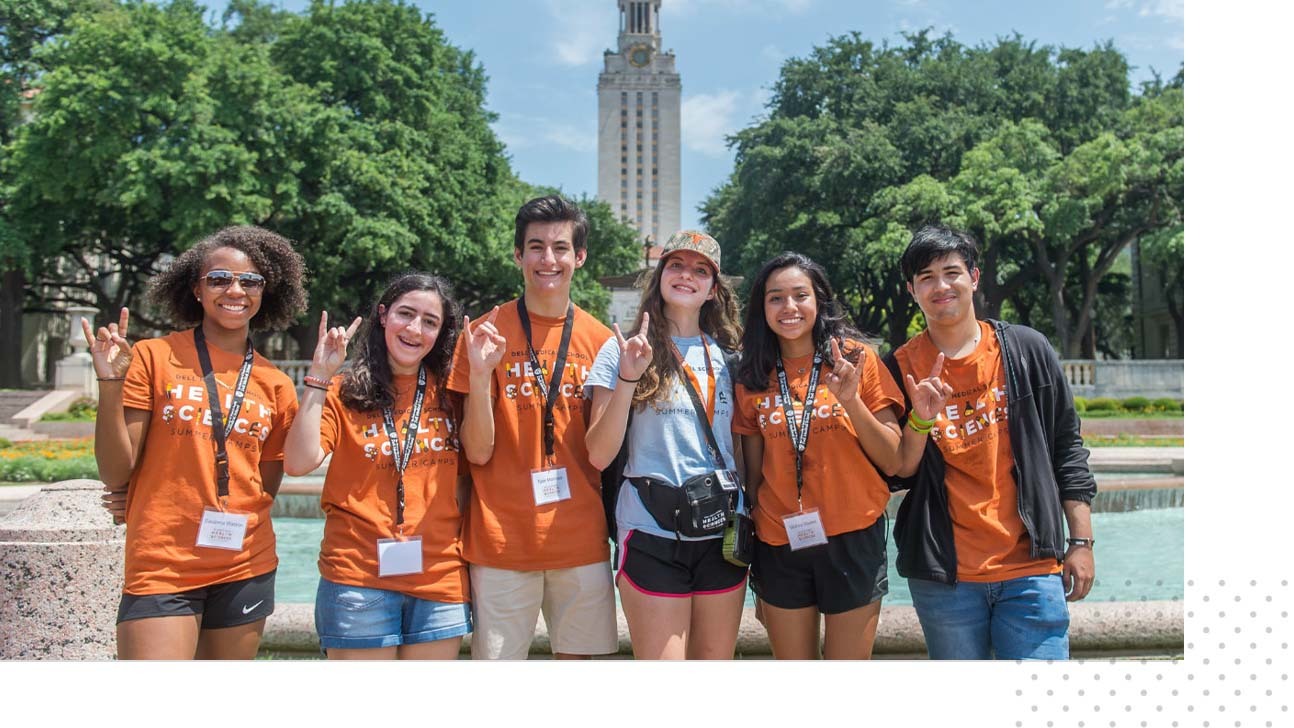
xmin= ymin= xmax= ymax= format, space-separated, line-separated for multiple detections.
xmin=0 ymin=480 xmax=124 ymax=660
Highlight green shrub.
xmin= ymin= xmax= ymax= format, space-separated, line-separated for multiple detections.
xmin=1085 ymin=397 xmax=1122 ymax=412
xmin=0 ymin=455 xmax=98 ymax=482
xmin=1121 ymin=396 xmax=1151 ymax=412
xmin=0 ymin=437 xmax=11 ymax=449
xmin=1152 ymin=398 xmax=1183 ymax=412
xmin=41 ymin=397 xmax=98 ymax=422
xmin=1073 ymin=397 xmax=1087 ymax=414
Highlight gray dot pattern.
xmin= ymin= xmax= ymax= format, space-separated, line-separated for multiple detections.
xmin=1010 ymin=578 xmax=1290 ymax=726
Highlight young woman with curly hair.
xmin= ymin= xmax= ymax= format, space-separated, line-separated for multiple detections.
xmin=283 ymin=273 xmax=473 ymax=660
xmin=585 ymin=230 xmax=747 ymax=660
xmin=732 ymin=252 xmax=947 ymax=659
xmin=82 ymin=225 xmax=309 ymax=660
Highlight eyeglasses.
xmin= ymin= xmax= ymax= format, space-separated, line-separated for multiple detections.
xmin=204 ymin=270 xmax=266 ymax=291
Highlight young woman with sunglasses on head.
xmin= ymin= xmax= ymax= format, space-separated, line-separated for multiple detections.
xmin=733 ymin=252 xmax=947 ymax=659
xmin=283 ymin=273 xmax=473 ymax=659
xmin=83 ymin=226 xmax=308 ymax=660
xmin=585 ymin=231 xmax=747 ymax=660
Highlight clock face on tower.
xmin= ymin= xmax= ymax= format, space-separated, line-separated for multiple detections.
xmin=628 ymin=44 xmax=652 ymax=67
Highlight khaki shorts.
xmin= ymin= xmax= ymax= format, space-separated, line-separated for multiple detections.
xmin=469 ymin=561 xmax=618 ymax=659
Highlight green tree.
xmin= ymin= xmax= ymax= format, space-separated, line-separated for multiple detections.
xmin=703 ymin=31 xmax=1174 ymax=353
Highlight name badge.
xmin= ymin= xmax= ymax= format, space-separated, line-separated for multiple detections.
xmin=783 ymin=509 xmax=828 ymax=551
xmin=378 ymin=536 xmax=423 ymax=577
xmin=196 ymin=508 xmax=249 ymax=551
xmin=716 ymin=469 xmax=739 ymax=491
xmin=531 ymin=467 xmax=572 ymax=506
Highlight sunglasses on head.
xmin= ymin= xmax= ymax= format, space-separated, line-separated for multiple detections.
xmin=203 ymin=270 xmax=266 ymax=291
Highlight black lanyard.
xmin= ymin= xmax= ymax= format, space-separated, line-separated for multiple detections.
xmin=193 ymin=326 xmax=255 ymax=502
xmin=775 ymin=353 xmax=822 ymax=507
xmin=380 ymin=366 xmax=428 ymax=529
xmin=517 ymin=296 xmax=574 ymax=460
xmin=670 ymin=337 xmax=729 ymax=471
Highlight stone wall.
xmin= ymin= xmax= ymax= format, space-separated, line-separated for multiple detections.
xmin=1063 ymin=359 xmax=1184 ymax=399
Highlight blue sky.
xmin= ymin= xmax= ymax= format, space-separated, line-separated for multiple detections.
xmin=236 ymin=0 xmax=1184 ymax=232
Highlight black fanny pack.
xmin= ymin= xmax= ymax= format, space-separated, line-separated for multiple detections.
xmin=630 ymin=470 xmax=740 ymax=538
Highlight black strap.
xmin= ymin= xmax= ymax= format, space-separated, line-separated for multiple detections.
xmin=380 ymin=366 xmax=428 ymax=528
xmin=193 ymin=326 xmax=255 ymax=501
xmin=517 ymin=297 xmax=574 ymax=460
xmin=668 ymin=337 xmax=728 ymax=471
xmin=775 ymin=353 xmax=822 ymax=506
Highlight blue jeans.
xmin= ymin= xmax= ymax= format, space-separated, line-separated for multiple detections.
xmin=908 ymin=573 xmax=1070 ymax=660
xmin=314 ymin=578 xmax=472 ymax=651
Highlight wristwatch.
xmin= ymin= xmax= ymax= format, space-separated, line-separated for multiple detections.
xmin=1065 ymin=537 xmax=1095 ymax=548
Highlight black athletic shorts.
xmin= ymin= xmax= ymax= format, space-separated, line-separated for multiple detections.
xmin=616 ymin=530 xmax=748 ymax=597
xmin=751 ymin=518 xmax=888 ymax=615
xmin=117 ymin=569 xmax=276 ymax=628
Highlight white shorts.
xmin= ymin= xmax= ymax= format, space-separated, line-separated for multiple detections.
xmin=469 ymin=561 xmax=618 ymax=659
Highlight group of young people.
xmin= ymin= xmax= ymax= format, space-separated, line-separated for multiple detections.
xmin=84 ymin=195 xmax=1096 ymax=662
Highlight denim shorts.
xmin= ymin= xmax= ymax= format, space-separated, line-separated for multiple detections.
xmin=314 ymin=578 xmax=472 ymax=650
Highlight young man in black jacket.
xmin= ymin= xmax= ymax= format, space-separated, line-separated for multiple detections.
xmin=884 ymin=225 xmax=1096 ymax=660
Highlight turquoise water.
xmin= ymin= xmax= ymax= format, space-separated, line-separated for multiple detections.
xmin=272 ymin=508 xmax=1183 ymax=605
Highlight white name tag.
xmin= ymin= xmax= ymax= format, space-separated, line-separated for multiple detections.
xmin=196 ymin=508 xmax=249 ymax=551
xmin=531 ymin=467 xmax=572 ymax=506
xmin=783 ymin=509 xmax=828 ymax=551
xmin=378 ymin=536 xmax=423 ymax=577
xmin=716 ymin=469 xmax=739 ymax=491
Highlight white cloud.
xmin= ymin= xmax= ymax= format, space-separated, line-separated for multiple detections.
xmin=663 ymin=0 xmax=812 ymax=18
xmin=545 ymin=0 xmax=617 ymax=67
xmin=1139 ymin=0 xmax=1184 ymax=19
xmin=493 ymin=116 xmax=596 ymax=153
xmin=682 ymin=90 xmax=743 ymax=157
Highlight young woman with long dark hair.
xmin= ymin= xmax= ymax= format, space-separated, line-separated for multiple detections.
xmin=284 ymin=273 xmax=475 ymax=659
xmin=84 ymin=225 xmax=308 ymax=660
xmin=733 ymin=251 xmax=949 ymax=659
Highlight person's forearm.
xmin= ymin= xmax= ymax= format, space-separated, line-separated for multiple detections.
xmin=460 ymin=373 xmax=496 ymax=465
xmin=896 ymin=416 xmax=932 ymax=477
xmin=283 ymin=388 xmax=328 ymax=476
xmin=586 ymin=382 xmax=635 ymax=470
xmin=1062 ymin=499 xmax=1093 ymax=539
xmin=93 ymin=381 xmax=136 ymax=487
xmin=844 ymin=398 xmax=903 ymax=476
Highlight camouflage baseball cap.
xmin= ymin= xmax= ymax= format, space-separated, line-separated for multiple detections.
xmin=659 ymin=230 xmax=721 ymax=272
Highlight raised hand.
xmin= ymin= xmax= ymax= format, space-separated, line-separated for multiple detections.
xmin=824 ymin=337 xmax=861 ymax=403
xmin=310 ymin=311 xmax=363 ymax=379
xmin=80 ymin=308 xmax=133 ymax=380
xmin=614 ymin=311 xmax=652 ymax=383
xmin=466 ymin=306 xmax=506 ymax=375
xmin=904 ymin=353 xmax=953 ymax=424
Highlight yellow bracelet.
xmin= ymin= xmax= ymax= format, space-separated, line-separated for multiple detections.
xmin=907 ymin=419 xmax=933 ymax=435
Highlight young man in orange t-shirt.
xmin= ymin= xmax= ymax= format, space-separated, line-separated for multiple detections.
xmin=448 ymin=195 xmax=618 ymax=660
xmin=885 ymin=225 xmax=1097 ymax=660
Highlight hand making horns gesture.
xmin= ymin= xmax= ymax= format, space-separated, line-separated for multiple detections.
xmin=825 ymin=337 xmax=862 ymax=404
xmin=311 ymin=311 xmax=364 ymax=380
xmin=613 ymin=311 xmax=652 ymax=383
xmin=81 ymin=308 xmax=134 ymax=380
xmin=904 ymin=353 xmax=954 ymax=425
xmin=465 ymin=306 xmax=506 ymax=374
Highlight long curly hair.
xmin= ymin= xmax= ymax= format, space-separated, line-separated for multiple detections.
xmin=148 ymin=226 xmax=308 ymax=331
xmin=339 ymin=272 xmax=461 ymax=414
xmin=629 ymin=257 xmax=742 ymax=407
xmin=736 ymin=252 xmax=866 ymax=392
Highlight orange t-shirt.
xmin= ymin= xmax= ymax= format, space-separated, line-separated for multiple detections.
xmin=120 ymin=330 xmax=298 ymax=595
xmin=894 ymin=321 xmax=1060 ymax=582
xmin=733 ymin=343 xmax=903 ymax=545
xmin=316 ymin=373 xmax=468 ymax=602
xmin=447 ymin=299 xmax=612 ymax=570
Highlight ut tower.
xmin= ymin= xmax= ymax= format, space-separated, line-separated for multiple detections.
xmin=597 ymin=0 xmax=681 ymax=262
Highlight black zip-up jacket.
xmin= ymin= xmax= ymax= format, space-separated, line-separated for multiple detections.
xmin=882 ymin=319 xmax=1096 ymax=585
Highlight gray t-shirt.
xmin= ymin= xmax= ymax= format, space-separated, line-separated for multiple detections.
xmin=585 ymin=334 xmax=742 ymax=542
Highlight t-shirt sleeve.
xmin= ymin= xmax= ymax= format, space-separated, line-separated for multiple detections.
xmin=120 ymin=340 xmax=155 ymax=411
xmin=261 ymin=376 xmax=298 ymax=463
xmin=731 ymin=383 xmax=761 ymax=435
xmin=446 ymin=329 xmax=471 ymax=394
xmin=860 ymin=344 xmax=904 ymax=418
xmin=583 ymin=336 xmax=621 ymax=395
xmin=318 ymin=380 xmax=343 ymax=456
